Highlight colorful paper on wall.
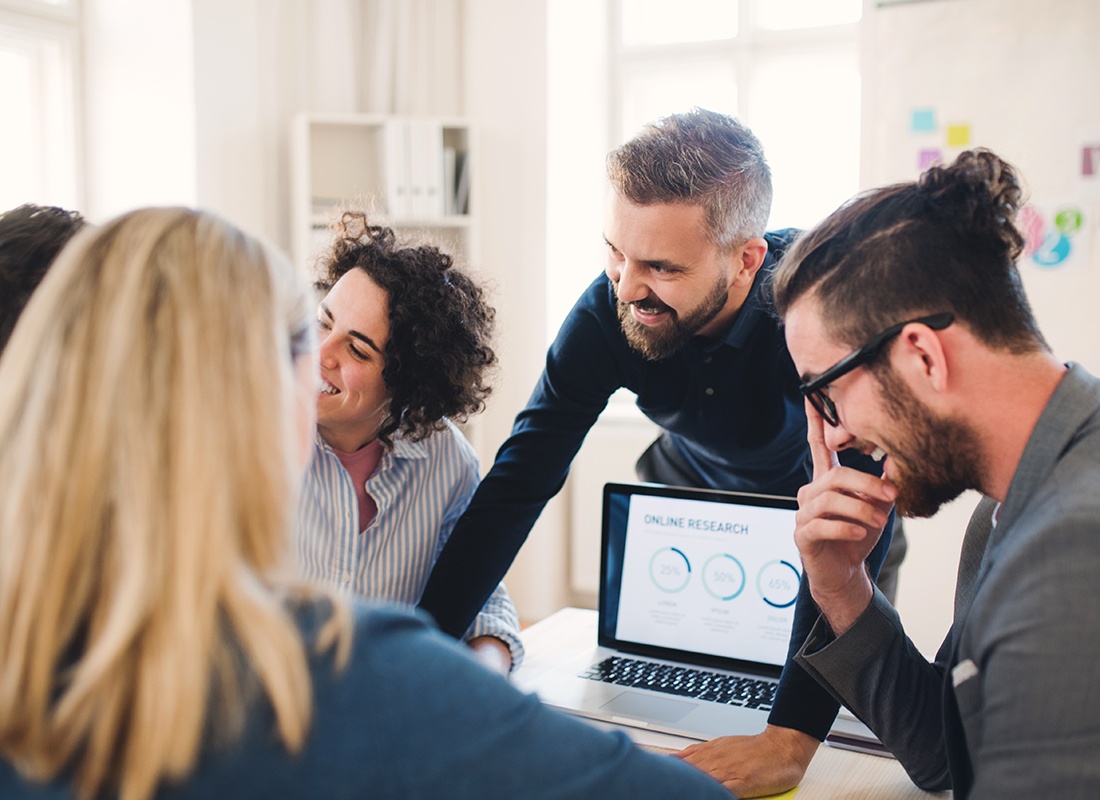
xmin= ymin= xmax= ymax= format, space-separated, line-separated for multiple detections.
xmin=1020 ymin=204 xmax=1086 ymax=269
xmin=1083 ymin=144 xmax=1100 ymax=177
xmin=918 ymin=148 xmax=943 ymax=170
xmin=946 ymin=124 xmax=971 ymax=147
xmin=907 ymin=110 xmax=977 ymax=176
xmin=911 ymin=109 xmax=936 ymax=133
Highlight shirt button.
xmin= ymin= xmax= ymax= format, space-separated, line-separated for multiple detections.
xmin=342 ymin=572 xmax=351 ymax=583
xmin=704 ymin=356 xmax=713 ymax=364
xmin=705 ymin=387 xmax=715 ymax=396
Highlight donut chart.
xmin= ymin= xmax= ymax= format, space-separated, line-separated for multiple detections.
xmin=702 ymin=553 xmax=746 ymax=601
xmin=649 ymin=547 xmax=691 ymax=593
xmin=758 ymin=560 xmax=801 ymax=608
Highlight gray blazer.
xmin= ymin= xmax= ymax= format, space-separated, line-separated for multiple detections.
xmin=795 ymin=362 xmax=1100 ymax=799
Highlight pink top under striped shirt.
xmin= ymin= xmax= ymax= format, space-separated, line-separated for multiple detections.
xmin=332 ymin=438 xmax=385 ymax=531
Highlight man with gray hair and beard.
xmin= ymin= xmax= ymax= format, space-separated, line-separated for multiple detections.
xmin=420 ymin=107 xmax=899 ymax=797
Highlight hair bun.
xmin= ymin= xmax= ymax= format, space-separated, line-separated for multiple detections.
xmin=918 ymin=148 xmax=1025 ymax=260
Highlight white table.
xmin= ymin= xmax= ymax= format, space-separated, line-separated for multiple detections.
xmin=514 ymin=608 xmax=950 ymax=800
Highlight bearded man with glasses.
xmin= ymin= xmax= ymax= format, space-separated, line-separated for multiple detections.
xmin=773 ymin=149 xmax=1100 ymax=798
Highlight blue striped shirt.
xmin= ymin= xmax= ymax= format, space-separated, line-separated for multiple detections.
xmin=295 ymin=419 xmax=523 ymax=667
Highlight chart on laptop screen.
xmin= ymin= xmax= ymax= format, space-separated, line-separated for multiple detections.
xmin=614 ymin=492 xmax=801 ymax=666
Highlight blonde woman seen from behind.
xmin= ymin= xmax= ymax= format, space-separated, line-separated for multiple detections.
xmin=0 ymin=208 xmax=731 ymax=800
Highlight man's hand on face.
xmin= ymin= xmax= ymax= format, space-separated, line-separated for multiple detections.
xmin=794 ymin=401 xmax=897 ymax=635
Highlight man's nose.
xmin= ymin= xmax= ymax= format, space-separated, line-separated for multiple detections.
xmin=823 ymin=418 xmax=857 ymax=454
xmin=614 ymin=259 xmax=649 ymax=305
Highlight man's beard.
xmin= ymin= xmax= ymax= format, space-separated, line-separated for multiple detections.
xmin=874 ymin=367 xmax=985 ymax=519
xmin=616 ymin=273 xmax=729 ymax=361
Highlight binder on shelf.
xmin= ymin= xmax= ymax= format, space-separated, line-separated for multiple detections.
xmin=454 ymin=150 xmax=470 ymax=216
xmin=382 ymin=119 xmax=411 ymax=218
xmin=408 ymin=119 xmax=445 ymax=218
xmin=424 ymin=120 xmax=446 ymax=218
xmin=442 ymin=146 xmax=457 ymax=216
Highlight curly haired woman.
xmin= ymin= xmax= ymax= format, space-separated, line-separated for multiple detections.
xmin=296 ymin=211 xmax=521 ymax=673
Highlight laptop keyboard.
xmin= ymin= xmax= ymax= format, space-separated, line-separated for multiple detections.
xmin=578 ymin=655 xmax=777 ymax=711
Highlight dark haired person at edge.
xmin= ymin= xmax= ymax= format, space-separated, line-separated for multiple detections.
xmin=772 ymin=148 xmax=1100 ymax=797
xmin=296 ymin=212 xmax=521 ymax=674
xmin=0 ymin=203 xmax=87 ymax=351
xmin=419 ymin=108 xmax=901 ymax=797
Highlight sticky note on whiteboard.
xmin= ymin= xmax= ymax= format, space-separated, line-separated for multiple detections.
xmin=946 ymin=124 xmax=971 ymax=147
xmin=919 ymin=148 xmax=943 ymax=170
xmin=911 ymin=109 xmax=936 ymax=132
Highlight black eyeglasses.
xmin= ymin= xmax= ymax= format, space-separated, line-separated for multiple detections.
xmin=799 ymin=312 xmax=955 ymax=427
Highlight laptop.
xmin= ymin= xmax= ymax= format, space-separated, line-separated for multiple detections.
xmin=521 ymin=481 xmax=886 ymax=751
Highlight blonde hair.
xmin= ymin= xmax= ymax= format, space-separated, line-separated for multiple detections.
xmin=0 ymin=208 xmax=348 ymax=800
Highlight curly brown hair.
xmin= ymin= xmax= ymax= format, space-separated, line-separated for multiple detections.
xmin=314 ymin=211 xmax=496 ymax=448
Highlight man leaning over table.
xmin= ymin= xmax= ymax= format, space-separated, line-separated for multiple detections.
xmin=420 ymin=107 xmax=901 ymax=797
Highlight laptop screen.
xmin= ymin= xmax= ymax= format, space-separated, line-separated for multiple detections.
xmin=599 ymin=483 xmax=801 ymax=673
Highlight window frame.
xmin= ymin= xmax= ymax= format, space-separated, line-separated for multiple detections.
xmin=0 ymin=0 xmax=79 ymax=23
xmin=0 ymin=0 xmax=82 ymax=211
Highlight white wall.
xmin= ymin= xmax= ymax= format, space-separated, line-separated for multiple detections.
xmin=462 ymin=0 xmax=569 ymax=620
xmin=190 ymin=0 xmax=272 ymax=242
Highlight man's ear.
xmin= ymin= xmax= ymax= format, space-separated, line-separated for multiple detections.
xmin=730 ymin=237 xmax=768 ymax=288
xmin=895 ymin=322 xmax=950 ymax=395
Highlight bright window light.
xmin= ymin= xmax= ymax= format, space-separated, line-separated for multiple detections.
xmin=0 ymin=20 xmax=78 ymax=211
xmin=748 ymin=50 xmax=861 ymax=229
xmin=619 ymin=58 xmax=737 ymax=142
xmin=0 ymin=46 xmax=36 ymax=209
xmin=620 ymin=0 xmax=739 ymax=45
xmin=756 ymin=0 xmax=861 ymax=30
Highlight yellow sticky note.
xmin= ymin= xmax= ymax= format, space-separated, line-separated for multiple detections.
xmin=758 ymin=788 xmax=799 ymax=800
xmin=946 ymin=124 xmax=971 ymax=147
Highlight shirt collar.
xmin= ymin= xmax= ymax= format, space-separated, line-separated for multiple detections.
xmin=314 ymin=429 xmax=430 ymax=461
xmin=711 ymin=241 xmax=778 ymax=351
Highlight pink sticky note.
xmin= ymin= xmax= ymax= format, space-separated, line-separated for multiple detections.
xmin=918 ymin=148 xmax=943 ymax=170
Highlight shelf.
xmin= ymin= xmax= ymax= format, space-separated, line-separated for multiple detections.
xmin=309 ymin=212 xmax=474 ymax=229
xmin=290 ymin=112 xmax=477 ymax=270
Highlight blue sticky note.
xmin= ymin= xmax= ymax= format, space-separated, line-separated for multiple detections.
xmin=911 ymin=109 xmax=936 ymax=133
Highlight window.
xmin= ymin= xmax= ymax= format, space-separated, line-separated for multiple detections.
xmin=0 ymin=0 xmax=80 ymax=212
xmin=613 ymin=0 xmax=861 ymax=230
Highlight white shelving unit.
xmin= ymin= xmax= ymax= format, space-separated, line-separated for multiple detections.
xmin=290 ymin=112 xmax=476 ymax=272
